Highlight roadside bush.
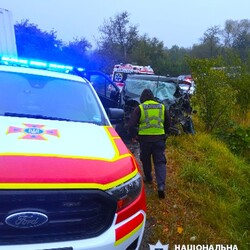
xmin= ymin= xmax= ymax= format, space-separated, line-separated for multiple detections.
xmin=216 ymin=121 xmax=250 ymax=162
xmin=189 ymin=57 xmax=237 ymax=132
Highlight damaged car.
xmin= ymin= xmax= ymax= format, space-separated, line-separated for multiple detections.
xmin=116 ymin=74 xmax=195 ymax=140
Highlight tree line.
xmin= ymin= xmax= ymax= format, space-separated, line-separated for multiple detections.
xmin=14 ymin=12 xmax=250 ymax=76
xmin=14 ymin=12 xmax=250 ymax=159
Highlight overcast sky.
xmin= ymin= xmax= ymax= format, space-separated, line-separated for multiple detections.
xmin=1 ymin=0 xmax=249 ymax=48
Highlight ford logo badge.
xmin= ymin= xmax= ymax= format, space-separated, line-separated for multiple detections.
xmin=5 ymin=211 xmax=48 ymax=228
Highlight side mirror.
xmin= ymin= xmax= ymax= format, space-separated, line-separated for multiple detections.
xmin=108 ymin=108 xmax=124 ymax=124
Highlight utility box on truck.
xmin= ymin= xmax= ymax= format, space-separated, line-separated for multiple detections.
xmin=0 ymin=8 xmax=17 ymax=57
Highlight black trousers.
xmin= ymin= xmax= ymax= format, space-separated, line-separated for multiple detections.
xmin=139 ymin=139 xmax=167 ymax=189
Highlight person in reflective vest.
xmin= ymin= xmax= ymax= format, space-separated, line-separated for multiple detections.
xmin=128 ymin=89 xmax=171 ymax=199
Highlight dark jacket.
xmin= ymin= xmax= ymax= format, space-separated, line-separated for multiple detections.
xmin=128 ymin=89 xmax=171 ymax=142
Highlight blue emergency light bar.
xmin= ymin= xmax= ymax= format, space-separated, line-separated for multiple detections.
xmin=0 ymin=56 xmax=84 ymax=73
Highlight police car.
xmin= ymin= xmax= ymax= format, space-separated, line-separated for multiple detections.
xmin=0 ymin=56 xmax=146 ymax=250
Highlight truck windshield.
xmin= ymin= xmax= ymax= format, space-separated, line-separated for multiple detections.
xmin=0 ymin=71 xmax=107 ymax=124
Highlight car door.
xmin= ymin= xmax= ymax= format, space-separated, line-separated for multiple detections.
xmin=87 ymin=71 xmax=120 ymax=112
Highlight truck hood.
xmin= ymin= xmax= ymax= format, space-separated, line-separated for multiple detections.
xmin=1 ymin=116 xmax=117 ymax=159
xmin=0 ymin=116 xmax=137 ymax=188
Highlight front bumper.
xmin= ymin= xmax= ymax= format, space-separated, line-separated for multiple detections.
xmin=0 ymin=210 xmax=146 ymax=250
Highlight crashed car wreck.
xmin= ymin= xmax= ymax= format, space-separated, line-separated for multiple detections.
xmin=116 ymin=74 xmax=195 ymax=140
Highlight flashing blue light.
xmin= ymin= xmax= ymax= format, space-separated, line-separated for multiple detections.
xmin=49 ymin=63 xmax=73 ymax=71
xmin=77 ymin=67 xmax=85 ymax=72
xmin=0 ymin=56 xmax=75 ymax=73
xmin=1 ymin=56 xmax=28 ymax=65
xmin=29 ymin=60 xmax=47 ymax=67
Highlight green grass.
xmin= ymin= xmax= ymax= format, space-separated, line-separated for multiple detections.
xmin=142 ymin=132 xmax=250 ymax=249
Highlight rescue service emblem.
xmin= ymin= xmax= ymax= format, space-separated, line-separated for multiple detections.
xmin=6 ymin=124 xmax=60 ymax=140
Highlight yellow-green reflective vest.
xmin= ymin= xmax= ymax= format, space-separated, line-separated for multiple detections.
xmin=138 ymin=100 xmax=165 ymax=135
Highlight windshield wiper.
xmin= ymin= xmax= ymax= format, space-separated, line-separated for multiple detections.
xmin=3 ymin=112 xmax=73 ymax=122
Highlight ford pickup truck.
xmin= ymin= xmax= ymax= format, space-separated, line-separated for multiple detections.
xmin=0 ymin=56 xmax=146 ymax=250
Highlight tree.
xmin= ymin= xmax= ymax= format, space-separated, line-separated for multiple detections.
xmin=189 ymin=57 xmax=237 ymax=132
xmin=96 ymin=11 xmax=139 ymax=71
xmin=225 ymin=54 xmax=250 ymax=118
xmin=165 ymin=45 xmax=191 ymax=76
xmin=15 ymin=19 xmax=63 ymax=61
xmin=222 ymin=19 xmax=250 ymax=48
xmin=222 ymin=20 xmax=239 ymax=48
xmin=130 ymin=35 xmax=168 ymax=74
xmin=232 ymin=30 xmax=250 ymax=61
xmin=15 ymin=19 xmax=92 ymax=67
xmin=60 ymin=38 xmax=92 ymax=67
xmin=192 ymin=26 xmax=221 ymax=58
xmin=221 ymin=19 xmax=250 ymax=61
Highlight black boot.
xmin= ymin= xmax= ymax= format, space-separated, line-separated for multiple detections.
xmin=158 ymin=185 xmax=165 ymax=199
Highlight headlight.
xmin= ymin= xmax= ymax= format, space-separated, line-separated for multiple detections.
xmin=107 ymin=173 xmax=142 ymax=211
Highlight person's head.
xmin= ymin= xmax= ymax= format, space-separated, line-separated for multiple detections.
xmin=140 ymin=88 xmax=154 ymax=103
